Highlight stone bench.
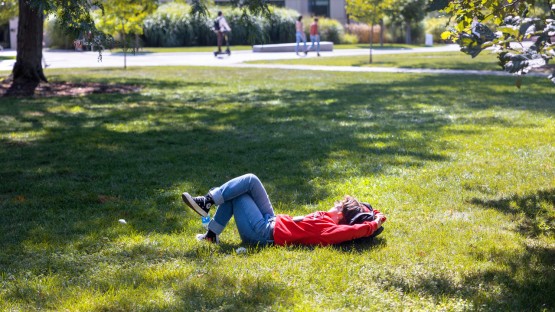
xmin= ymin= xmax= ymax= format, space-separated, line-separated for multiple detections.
xmin=252 ymin=41 xmax=333 ymax=52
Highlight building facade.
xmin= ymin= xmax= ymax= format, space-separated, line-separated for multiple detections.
xmin=211 ymin=0 xmax=347 ymax=24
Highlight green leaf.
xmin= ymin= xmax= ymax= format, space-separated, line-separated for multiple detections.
xmin=440 ymin=31 xmax=452 ymax=40
xmin=497 ymin=25 xmax=519 ymax=37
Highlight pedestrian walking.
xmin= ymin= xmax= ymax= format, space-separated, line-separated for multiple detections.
xmin=308 ymin=17 xmax=321 ymax=56
xmin=295 ymin=16 xmax=307 ymax=55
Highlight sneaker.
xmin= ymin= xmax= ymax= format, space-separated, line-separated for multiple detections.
xmin=182 ymin=192 xmax=212 ymax=217
xmin=317 ymin=53 xmax=320 ymax=57
xmin=196 ymin=232 xmax=219 ymax=244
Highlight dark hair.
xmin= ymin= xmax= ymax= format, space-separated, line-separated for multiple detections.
xmin=297 ymin=15 xmax=303 ymax=21
xmin=218 ymin=11 xmax=223 ymax=16
xmin=335 ymin=196 xmax=368 ymax=225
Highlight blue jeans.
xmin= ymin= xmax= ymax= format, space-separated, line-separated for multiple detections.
xmin=309 ymin=35 xmax=320 ymax=53
xmin=295 ymin=31 xmax=307 ymax=53
xmin=207 ymin=174 xmax=275 ymax=244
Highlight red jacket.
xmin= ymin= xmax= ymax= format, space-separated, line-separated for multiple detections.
xmin=273 ymin=211 xmax=381 ymax=246
xmin=310 ymin=23 xmax=319 ymax=36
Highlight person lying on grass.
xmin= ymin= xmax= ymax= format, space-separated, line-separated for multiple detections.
xmin=182 ymin=173 xmax=386 ymax=245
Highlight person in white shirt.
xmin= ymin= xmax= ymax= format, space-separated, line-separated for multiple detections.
xmin=215 ymin=11 xmax=232 ymax=55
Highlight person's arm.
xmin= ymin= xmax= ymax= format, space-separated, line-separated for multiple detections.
xmin=221 ymin=18 xmax=231 ymax=32
xmin=319 ymin=219 xmax=384 ymax=245
xmin=373 ymin=211 xmax=386 ymax=227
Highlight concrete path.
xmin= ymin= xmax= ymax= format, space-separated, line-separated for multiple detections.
xmin=0 ymin=44 xmax=515 ymax=77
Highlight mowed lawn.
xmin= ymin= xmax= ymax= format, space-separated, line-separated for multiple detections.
xmin=0 ymin=66 xmax=554 ymax=311
xmin=248 ymin=51 xmax=502 ymax=71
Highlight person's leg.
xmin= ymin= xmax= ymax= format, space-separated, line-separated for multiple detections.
xmin=303 ymin=35 xmax=307 ymax=52
xmin=217 ymin=32 xmax=223 ymax=52
xmin=210 ymin=173 xmax=274 ymax=216
xmin=295 ymin=32 xmax=301 ymax=54
xmin=316 ymin=35 xmax=320 ymax=56
xmin=309 ymin=35 xmax=315 ymax=51
xmin=184 ymin=173 xmax=274 ymax=242
xmin=224 ymin=32 xmax=230 ymax=51
xmin=211 ymin=194 xmax=274 ymax=244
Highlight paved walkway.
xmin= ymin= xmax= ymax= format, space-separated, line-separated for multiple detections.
xmin=0 ymin=44 xmax=514 ymax=77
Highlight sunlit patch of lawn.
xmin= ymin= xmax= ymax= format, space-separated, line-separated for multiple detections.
xmin=248 ymin=51 xmax=502 ymax=71
xmin=0 ymin=66 xmax=554 ymax=311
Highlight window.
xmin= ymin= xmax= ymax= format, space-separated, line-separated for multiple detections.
xmin=309 ymin=0 xmax=329 ymax=17
xmin=267 ymin=1 xmax=285 ymax=6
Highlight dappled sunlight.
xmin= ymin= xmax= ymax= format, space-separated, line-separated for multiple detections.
xmin=1 ymin=66 xmax=554 ymax=310
xmin=2 ymin=129 xmax=49 ymax=144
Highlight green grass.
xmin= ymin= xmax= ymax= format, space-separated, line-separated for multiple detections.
xmin=1 ymin=67 xmax=554 ymax=311
xmin=119 ymin=43 xmax=420 ymax=53
xmin=331 ymin=43 xmax=423 ymax=50
xmin=248 ymin=51 xmax=502 ymax=71
xmin=0 ymin=55 xmax=15 ymax=61
xmin=126 ymin=45 xmax=255 ymax=53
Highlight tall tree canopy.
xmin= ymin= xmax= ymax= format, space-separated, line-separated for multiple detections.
xmin=439 ymin=0 xmax=555 ymax=85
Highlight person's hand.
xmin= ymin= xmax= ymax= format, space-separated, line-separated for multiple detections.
xmin=375 ymin=213 xmax=386 ymax=227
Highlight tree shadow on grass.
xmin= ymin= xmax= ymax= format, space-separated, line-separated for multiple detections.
xmin=380 ymin=189 xmax=555 ymax=310
xmin=1 ymin=72 xmax=551 ymax=245
xmin=470 ymin=189 xmax=555 ymax=238
xmin=1 ymin=68 xmax=554 ymax=309
xmin=172 ymin=273 xmax=293 ymax=311
xmin=374 ymin=240 xmax=555 ymax=310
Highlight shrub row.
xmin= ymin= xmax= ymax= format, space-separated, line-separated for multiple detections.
xmin=44 ymin=3 xmax=446 ymax=48
xmin=142 ymin=3 xmax=346 ymax=47
xmin=345 ymin=24 xmax=383 ymax=44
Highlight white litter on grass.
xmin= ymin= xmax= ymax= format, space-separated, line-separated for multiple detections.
xmin=118 ymin=219 xmax=127 ymax=224
xmin=236 ymin=247 xmax=246 ymax=254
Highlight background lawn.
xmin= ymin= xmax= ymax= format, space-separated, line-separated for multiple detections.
xmin=248 ymin=51 xmax=502 ymax=71
xmin=123 ymin=45 xmax=255 ymax=53
xmin=1 ymin=67 xmax=554 ymax=311
xmin=123 ymin=43 xmax=419 ymax=53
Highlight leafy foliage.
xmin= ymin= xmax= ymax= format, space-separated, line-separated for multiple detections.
xmin=95 ymin=0 xmax=157 ymax=39
xmin=440 ymin=1 xmax=555 ymax=85
xmin=190 ymin=0 xmax=270 ymax=17
xmin=0 ymin=0 xmax=17 ymax=25
xmin=347 ymin=0 xmax=389 ymax=25
xmin=44 ymin=16 xmax=76 ymax=49
xmin=142 ymin=4 xmax=300 ymax=47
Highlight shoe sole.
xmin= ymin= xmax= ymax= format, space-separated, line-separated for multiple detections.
xmin=182 ymin=192 xmax=208 ymax=217
xmin=196 ymin=233 xmax=219 ymax=244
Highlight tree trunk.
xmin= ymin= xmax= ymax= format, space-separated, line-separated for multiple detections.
xmin=369 ymin=23 xmax=373 ymax=64
xmin=379 ymin=19 xmax=384 ymax=47
xmin=121 ymin=22 xmax=127 ymax=70
xmin=405 ymin=22 xmax=412 ymax=44
xmin=6 ymin=0 xmax=47 ymax=96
